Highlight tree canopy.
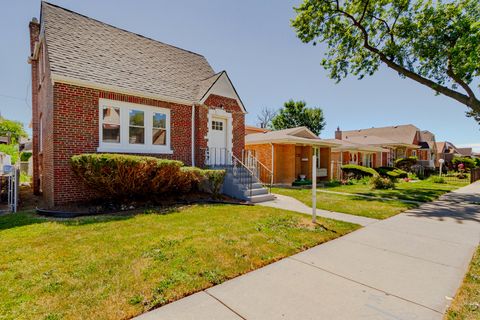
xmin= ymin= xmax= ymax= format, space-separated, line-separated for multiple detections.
xmin=292 ymin=0 xmax=480 ymax=122
xmin=271 ymin=100 xmax=326 ymax=135
xmin=0 ymin=117 xmax=28 ymax=144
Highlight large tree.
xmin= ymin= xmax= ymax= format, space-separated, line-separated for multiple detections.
xmin=0 ymin=117 xmax=27 ymax=144
xmin=292 ymin=0 xmax=480 ymax=122
xmin=271 ymin=100 xmax=326 ymax=135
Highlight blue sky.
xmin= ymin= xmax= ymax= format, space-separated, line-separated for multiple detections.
xmin=1 ymin=0 xmax=479 ymax=150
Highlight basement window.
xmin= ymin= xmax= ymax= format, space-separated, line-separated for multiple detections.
xmin=98 ymin=99 xmax=172 ymax=154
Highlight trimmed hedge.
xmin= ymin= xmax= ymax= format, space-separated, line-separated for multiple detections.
xmin=341 ymin=164 xmax=378 ymax=179
xmin=394 ymin=156 xmax=417 ymax=171
xmin=376 ymin=166 xmax=408 ymax=179
xmin=70 ymin=154 xmax=225 ymax=199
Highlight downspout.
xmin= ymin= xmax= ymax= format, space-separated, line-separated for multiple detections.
xmin=270 ymin=143 xmax=274 ymax=185
xmin=191 ymin=103 xmax=195 ymax=167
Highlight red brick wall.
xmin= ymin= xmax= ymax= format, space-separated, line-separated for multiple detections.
xmin=203 ymin=94 xmax=245 ymax=160
xmin=32 ymin=83 xmax=246 ymax=205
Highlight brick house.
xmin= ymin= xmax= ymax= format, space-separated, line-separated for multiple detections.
xmin=29 ymin=3 xmax=246 ymax=206
xmin=245 ymin=127 xmax=338 ymax=184
xmin=334 ymin=125 xmax=437 ymax=169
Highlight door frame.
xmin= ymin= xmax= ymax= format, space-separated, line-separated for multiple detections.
xmin=206 ymin=108 xmax=233 ymax=163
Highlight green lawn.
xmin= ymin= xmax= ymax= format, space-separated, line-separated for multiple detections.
xmin=0 ymin=205 xmax=358 ymax=320
xmin=445 ymin=246 xmax=480 ymax=320
xmin=272 ymin=187 xmax=414 ymax=220
xmin=323 ymin=178 xmax=468 ymax=202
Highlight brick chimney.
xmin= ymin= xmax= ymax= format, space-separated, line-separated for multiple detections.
xmin=335 ymin=126 xmax=342 ymax=140
xmin=29 ymin=17 xmax=40 ymax=195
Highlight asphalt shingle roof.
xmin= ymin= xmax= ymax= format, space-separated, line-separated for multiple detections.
xmin=342 ymin=124 xmax=419 ymax=145
xmin=41 ymin=2 xmax=216 ymax=102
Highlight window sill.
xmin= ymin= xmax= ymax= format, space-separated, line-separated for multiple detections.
xmin=97 ymin=146 xmax=174 ymax=155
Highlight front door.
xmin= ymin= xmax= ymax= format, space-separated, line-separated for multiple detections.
xmin=208 ymin=117 xmax=228 ymax=165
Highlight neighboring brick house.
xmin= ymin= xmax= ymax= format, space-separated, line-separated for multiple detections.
xmin=29 ymin=3 xmax=246 ymax=206
xmin=245 ymin=127 xmax=338 ymax=184
xmin=334 ymin=125 xmax=437 ymax=168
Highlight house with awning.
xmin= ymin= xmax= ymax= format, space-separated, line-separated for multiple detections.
xmin=245 ymin=127 xmax=339 ymax=185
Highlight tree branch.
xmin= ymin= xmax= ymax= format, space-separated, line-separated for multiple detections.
xmin=334 ymin=3 xmax=480 ymax=112
xmin=359 ymin=0 xmax=369 ymax=23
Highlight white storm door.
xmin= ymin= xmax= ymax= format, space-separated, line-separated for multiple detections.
xmin=209 ymin=118 xmax=228 ymax=165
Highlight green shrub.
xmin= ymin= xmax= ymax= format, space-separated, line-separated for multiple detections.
xmin=20 ymin=151 xmax=32 ymax=162
xmin=394 ymin=156 xmax=417 ymax=171
xmin=452 ymin=156 xmax=476 ymax=170
xmin=371 ymin=175 xmax=395 ymax=189
xmin=430 ymin=176 xmax=446 ymax=184
xmin=0 ymin=144 xmax=19 ymax=164
xmin=376 ymin=166 xmax=408 ymax=179
xmin=341 ymin=164 xmax=378 ymax=179
xmin=201 ymin=170 xmax=226 ymax=195
xmin=70 ymin=154 xmax=225 ymax=199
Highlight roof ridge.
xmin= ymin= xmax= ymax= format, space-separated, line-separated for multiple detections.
xmin=41 ymin=1 xmax=206 ymax=58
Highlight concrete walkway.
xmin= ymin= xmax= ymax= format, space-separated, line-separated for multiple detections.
xmin=260 ymin=193 xmax=378 ymax=226
xmin=135 ymin=182 xmax=480 ymax=320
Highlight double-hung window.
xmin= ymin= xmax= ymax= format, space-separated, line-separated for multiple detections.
xmin=98 ymin=99 xmax=171 ymax=153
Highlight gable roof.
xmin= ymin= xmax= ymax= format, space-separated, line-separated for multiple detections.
xmin=342 ymin=124 xmax=419 ymax=145
xmin=458 ymin=148 xmax=473 ymax=157
xmin=324 ymin=139 xmax=387 ymax=153
xmin=40 ymin=2 xmax=245 ymax=111
xmin=343 ymin=135 xmax=415 ymax=147
xmin=245 ymin=127 xmax=339 ymax=147
xmin=197 ymin=71 xmax=246 ymax=112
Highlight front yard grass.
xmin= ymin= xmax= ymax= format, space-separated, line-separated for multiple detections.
xmin=272 ymin=187 xmax=414 ymax=220
xmin=445 ymin=246 xmax=480 ymax=320
xmin=323 ymin=178 xmax=468 ymax=202
xmin=0 ymin=204 xmax=358 ymax=320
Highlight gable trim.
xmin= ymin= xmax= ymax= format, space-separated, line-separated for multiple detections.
xmin=199 ymin=71 xmax=247 ymax=114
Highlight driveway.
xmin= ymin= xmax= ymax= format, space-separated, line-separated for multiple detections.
xmin=135 ymin=182 xmax=480 ymax=320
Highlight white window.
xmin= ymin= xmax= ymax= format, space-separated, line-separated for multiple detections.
xmin=98 ymin=99 xmax=172 ymax=154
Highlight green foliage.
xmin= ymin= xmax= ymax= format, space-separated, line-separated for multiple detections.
xmin=0 ymin=144 xmax=19 ymax=164
xmin=70 ymin=154 xmax=225 ymax=199
xmin=0 ymin=117 xmax=27 ymax=144
xmin=341 ymin=164 xmax=378 ymax=179
xmin=452 ymin=156 xmax=476 ymax=170
xmin=371 ymin=175 xmax=396 ymax=189
xmin=394 ymin=157 xmax=418 ymax=171
xmin=20 ymin=151 xmax=32 ymax=162
xmin=292 ymin=0 xmax=480 ymax=121
xmin=377 ymin=166 xmax=408 ymax=179
xmin=271 ymin=100 xmax=326 ymax=135
xmin=430 ymin=176 xmax=446 ymax=184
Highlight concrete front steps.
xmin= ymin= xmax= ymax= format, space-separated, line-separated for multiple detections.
xmin=245 ymin=183 xmax=275 ymax=203
xmin=222 ymin=172 xmax=275 ymax=203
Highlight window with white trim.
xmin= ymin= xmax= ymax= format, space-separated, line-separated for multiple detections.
xmin=98 ymin=99 xmax=171 ymax=153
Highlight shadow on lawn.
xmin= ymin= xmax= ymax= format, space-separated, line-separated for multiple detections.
xmin=0 ymin=210 xmax=159 ymax=232
xmin=347 ymin=195 xmax=418 ymax=209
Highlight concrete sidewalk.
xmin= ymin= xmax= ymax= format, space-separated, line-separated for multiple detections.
xmin=259 ymin=193 xmax=378 ymax=226
xmin=135 ymin=182 xmax=480 ymax=320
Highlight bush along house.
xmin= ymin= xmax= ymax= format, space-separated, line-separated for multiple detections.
xmin=28 ymin=2 xmax=270 ymax=206
xmin=333 ymin=124 xmax=437 ymax=169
